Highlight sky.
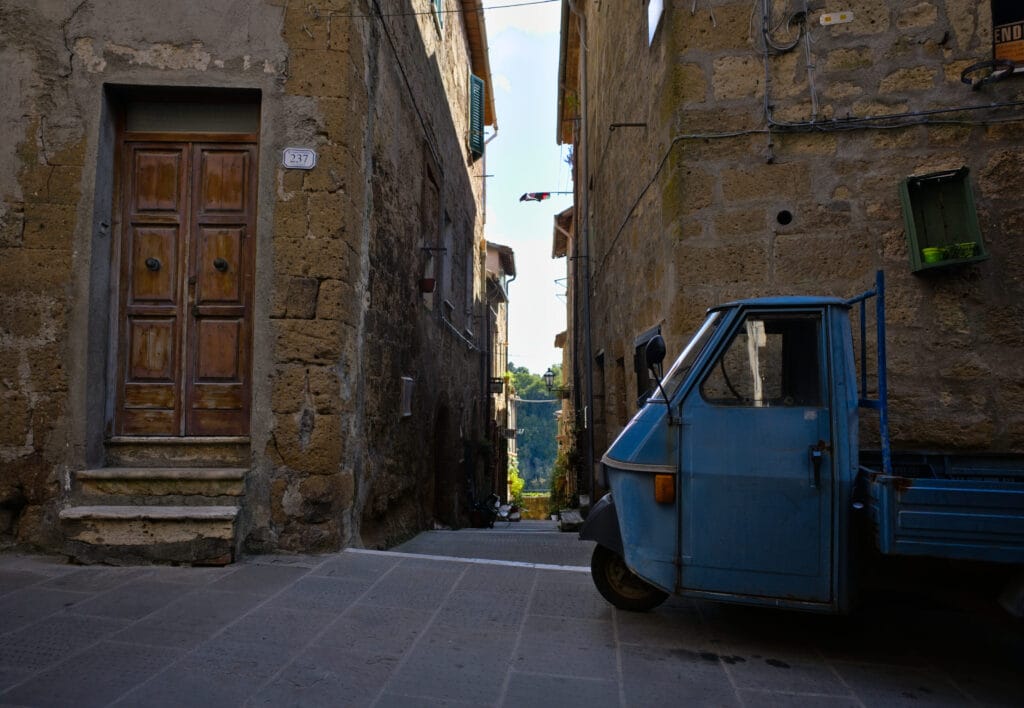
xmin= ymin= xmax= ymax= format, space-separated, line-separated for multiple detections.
xmin=481 ymin=0 xmax=571 ymax=375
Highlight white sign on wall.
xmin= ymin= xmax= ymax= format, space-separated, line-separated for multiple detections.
xmin=282 ymin=148 xmax=317 ymax=170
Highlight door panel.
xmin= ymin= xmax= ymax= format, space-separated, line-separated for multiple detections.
xmin=184 ymin=145 xmax=254 ymax=436
xmin=130 ymin=226 xmax=179 ymax=302
xmin=127 ymin=320 xmax=176 ymax=380
xmin=193 ymin=383 xmax=244 ymax=409
xmin=681 ymin=311 xmax=833 ymax=603
xmin=116 ymin=144 xmax=188 ymax=436
xmin=195 ymin=320 xmax=241 ymax=378
xmin=123 ymin=382 xmax=176 ymax=409
xmin=134 ymin=150 xmax=184 ymax=211
xmin=199 ymin=150 xmax=247 ymax=212
xmin=114 ymin=139 xmax=255 ymax=437
xmin=196 ymin=227 xmax=243 ymax=303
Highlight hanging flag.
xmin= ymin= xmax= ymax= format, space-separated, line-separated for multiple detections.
xmin=519 ymin=192 xmax=551 ymax=202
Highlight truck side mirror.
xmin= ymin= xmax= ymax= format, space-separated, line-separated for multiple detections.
xmin=644 ymin=335 xmax=676 ymax=425
xmin=646 ymin=335 xmax=666 ymax=369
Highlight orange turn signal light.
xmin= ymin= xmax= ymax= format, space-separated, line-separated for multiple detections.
xmin=654 ymin=474 xmax=675 ymax=504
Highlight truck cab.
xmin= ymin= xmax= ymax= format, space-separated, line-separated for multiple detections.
xmin=582 ymin=274 xmax=1024 ymax=613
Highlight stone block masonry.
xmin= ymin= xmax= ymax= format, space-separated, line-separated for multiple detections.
xmin=571 ymin=1 xmax=1024 ymax=456
xmin=0 ymin=0 xmax=494 ymax=560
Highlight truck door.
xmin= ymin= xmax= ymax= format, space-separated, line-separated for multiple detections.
xmin=680 ymin=310 xmax=833 ymax=604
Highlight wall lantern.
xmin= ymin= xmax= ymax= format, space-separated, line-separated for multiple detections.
xmin=543 ymin=368 xmax=556 ymax=391
xmin=544 ymin=368 xmax=571 ymax=399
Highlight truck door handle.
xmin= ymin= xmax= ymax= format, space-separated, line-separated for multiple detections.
xmin=809 ymin=440 xmax=830 ymax=488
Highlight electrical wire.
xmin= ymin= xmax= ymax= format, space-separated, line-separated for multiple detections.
xmin=590 ymin=0 xmax=1024 ymax=285
xmin=593 ymin=128 xmax=767 ymax=281
xmin=763 ymin=11 xmax=803 ymax=53
xmin=591 ymin=100 xmax=1024 ymax=285
xmin=369 ymin=0 xmax=442 ymax=168
xmin=770 ymin=98 xmax=1024 ymax=130
xmin=800 ymin=0 xmax=818 ymax=122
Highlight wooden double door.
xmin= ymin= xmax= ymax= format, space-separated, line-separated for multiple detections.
xmin=114 ymin=136 xmax=257 ymax=437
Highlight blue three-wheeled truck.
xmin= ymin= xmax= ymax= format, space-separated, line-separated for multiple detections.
xmin=581 ymin=272 xmax=1024 ymax=614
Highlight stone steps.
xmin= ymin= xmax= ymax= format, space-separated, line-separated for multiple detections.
xmin=75 ymin=467 xmax=245 ymax=502
xmin=61 ymin=438 xmax=250 ymax=566
xmin=60 ymin=504 xmax=239 ymax=566
xmin=104 ymin=436 xmax=249 ymax=468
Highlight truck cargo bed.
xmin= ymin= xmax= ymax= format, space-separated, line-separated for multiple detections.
xmin=863 ymin=452 xmax=1024 ymax=564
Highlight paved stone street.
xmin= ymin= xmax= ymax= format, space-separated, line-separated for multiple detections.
xmin=0 ymin=522 xmax=1021 ymax=707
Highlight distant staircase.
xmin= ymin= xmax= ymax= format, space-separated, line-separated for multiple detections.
xmin=60 ymin=438 xmax=248 ymax=566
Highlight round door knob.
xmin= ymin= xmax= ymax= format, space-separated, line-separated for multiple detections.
xmin=144 ymin=257 xmax=161 ymax=272
xmin=213 ymin=257 xmax=229 ymax=272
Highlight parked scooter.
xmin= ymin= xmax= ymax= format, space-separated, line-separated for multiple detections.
xmin=494 ymin=496 xmax=522 ymax=524
xmin=471 ymin=495 xmax=498 ymax=528
xmin=476 ymin=494 xmax=522 ymax=527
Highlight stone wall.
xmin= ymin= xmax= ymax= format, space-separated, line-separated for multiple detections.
xmin=0 ymin=0 xmax=490 ymax=554
xmin=352 ymin=3 xmax=488 ymax=547
xmin=573 ymin=0 xmax=1024 ymax=454
xmin=485 ymin=244 xmax=514 ymax=498
xmin=0 ymin=1 xmax=79 ymax=544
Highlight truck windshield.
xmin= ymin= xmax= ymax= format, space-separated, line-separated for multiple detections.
xmin=652 ymin=312 xmax=721 ymax=399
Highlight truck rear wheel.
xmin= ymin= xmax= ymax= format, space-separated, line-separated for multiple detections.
xmin=591 ymin=544 xmax=668 ymax=612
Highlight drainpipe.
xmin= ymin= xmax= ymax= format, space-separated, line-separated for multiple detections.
xmin=504 ymin=270 xmax=516 ymax=363
xmin=567 ymin=0 xmax=595 ymax=508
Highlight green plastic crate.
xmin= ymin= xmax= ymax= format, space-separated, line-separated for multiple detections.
xmin=899 ymin=167 xmax=988 ymax=273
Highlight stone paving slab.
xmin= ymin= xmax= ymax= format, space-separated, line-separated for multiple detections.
xmin=0 ymin=529 xmax=1021 ymax=707
xmin=391 ymin=521 xmax=594 ymax=567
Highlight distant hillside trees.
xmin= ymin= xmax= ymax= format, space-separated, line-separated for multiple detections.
xmin=509 ymin=364 xmax=558 ymax=492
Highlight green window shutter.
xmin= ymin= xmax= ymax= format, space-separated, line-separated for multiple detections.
xmin=469 ymin=73 xmax=485 ymax=159
xmin=434 ymin=0 xmax=443 ymax=29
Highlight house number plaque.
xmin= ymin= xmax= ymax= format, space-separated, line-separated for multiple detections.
xmin=282 ymin=148 xmax=317 ymax=170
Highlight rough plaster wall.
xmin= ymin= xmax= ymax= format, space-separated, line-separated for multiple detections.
xmin=583 ymin=0 xmax=1024 ymax=452
xmin=0 ymin=1 xmax=89 ymax=547
xmin=0 ymin=0 xmax=297 ymax=550
xmin=0 ymin=0 xmax=490 ymax=556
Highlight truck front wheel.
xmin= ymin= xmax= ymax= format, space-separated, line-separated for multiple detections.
xmin=591 ymin=545 xmax=668 ymax=612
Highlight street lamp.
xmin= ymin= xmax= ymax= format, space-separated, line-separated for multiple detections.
xmin=543 ymin=368 xmax=556 ymax=391
xmin=545 ymin=368 xmax=571 ymax=398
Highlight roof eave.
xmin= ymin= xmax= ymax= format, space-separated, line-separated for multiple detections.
xmin=487 ymin=241 xmax=517 ymax=277
xmin=556 ymin=0 xmax=579 ymax=145
xmin=462 ymin=0 xmax=497 ymax=128
xmin=551 ymin=206 xmax=573 ymax=258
